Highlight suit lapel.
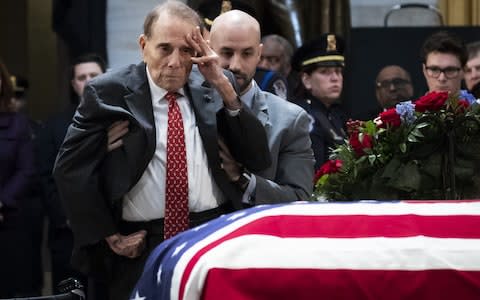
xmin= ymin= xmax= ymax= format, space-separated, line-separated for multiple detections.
xmin=186 ymin=81 xmax=222 ymax=167
xmin=250 ymin=86 xmax=271 ymax=128
xmin=123 ymin=63 xmax=156 ymax=183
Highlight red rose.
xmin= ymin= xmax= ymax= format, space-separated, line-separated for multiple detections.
xmin=379 ymin=108 xmax=401 ymax=128
xmin=458 ymin=99 xmax=469 ymax=110
xmin=314 ymin=159 xmax=343 ymax=182
xmin=349 ymin=131 xmax=373 ymax=156
xmin=414 ymin=91 xmax=449 ymax=112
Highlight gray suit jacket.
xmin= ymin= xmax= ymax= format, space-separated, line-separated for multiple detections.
xmin=53 ymin=63 xmax=270 ymax=273
xmin=248 ymin=84 xmax=315 ymax=203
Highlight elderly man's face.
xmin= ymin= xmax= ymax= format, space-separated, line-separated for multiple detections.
xmin=375 ymin=66 xmax=414 ymax=109
xmin=140 ymin=14 xmax=196 ymax=92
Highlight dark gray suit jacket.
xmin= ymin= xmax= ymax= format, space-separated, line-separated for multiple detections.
xmin=248 ymin=84 xmax=315 ymax=203
xmin=53 ymin=62 xmax=270 ymax=274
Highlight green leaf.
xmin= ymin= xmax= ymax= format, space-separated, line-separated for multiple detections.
xmin=407 ymin=135 xmax=418 ymax=143
xmin=411 ymin=129 xmax=424 ymax=138
xmin=317 ymin=174 xmax=329 ymax=186
xmin=415 ymin=122 xmax=430 ymax=129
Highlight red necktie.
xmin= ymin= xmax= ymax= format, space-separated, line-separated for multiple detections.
xmin=164 ymin=92 xmax=189 ymax=239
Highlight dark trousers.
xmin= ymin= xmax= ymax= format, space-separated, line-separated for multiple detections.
xmin=50 ymin=226 xmax=108 ymax=299
xmin=107 ymin=205 xmax=230 ymax=300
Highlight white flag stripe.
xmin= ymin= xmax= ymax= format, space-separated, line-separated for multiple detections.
xmin=203 ymin=235 xmax=480 ymax=270
xmin=255 ymin=201 xmax=480 ymax=217
xmin=181 ymin=235 xmax=480 ymax=299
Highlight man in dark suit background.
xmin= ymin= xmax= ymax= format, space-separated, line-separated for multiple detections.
xmin=38 ymin=53 xmax=106 ymax=297
xmin=53 ymin=2 xmax=270 ymax=299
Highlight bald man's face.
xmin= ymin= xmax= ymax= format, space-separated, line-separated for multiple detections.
xmin=210 ymin=20 xmax=262 ymax=94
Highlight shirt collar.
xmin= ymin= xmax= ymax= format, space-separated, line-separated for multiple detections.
xmin=239 ymin=80 xmax=255 ymax=109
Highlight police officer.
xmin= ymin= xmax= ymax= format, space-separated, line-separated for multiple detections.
xmin=291 ymin=33 xmax=347 ymax=169
xmin=254 ymin=67 xmax=288 ymax=99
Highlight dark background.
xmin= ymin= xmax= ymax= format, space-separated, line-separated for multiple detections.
xmin=343 ymin=26 xmax=480 ymax=121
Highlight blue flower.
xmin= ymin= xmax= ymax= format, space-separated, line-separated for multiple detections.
xmin=459 ymin=89 xmax=477 ymax=105
xmin=395 ymin=101 xmax=416 ymax=125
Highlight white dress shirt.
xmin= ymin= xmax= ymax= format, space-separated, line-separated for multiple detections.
xmin=122 ymin=67 xmax=225 ymax=221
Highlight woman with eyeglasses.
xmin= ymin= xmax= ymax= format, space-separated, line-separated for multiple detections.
xmin=420 ymin=31 xmax=467 ymax=94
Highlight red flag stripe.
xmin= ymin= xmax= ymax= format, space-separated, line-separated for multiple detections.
xmin=202 ymin=268 xmax=480 ymax=300
xmin=215 ymin=215 xmax=480 ymax=238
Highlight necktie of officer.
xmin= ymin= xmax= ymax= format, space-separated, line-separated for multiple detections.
xmin=164 ymin=92 xmax=189 ymax=239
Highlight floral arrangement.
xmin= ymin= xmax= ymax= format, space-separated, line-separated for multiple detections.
xmin=314 ymin=90 xmax=480 ymax=201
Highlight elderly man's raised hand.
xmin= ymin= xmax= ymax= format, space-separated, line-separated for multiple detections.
xmin=188 ymin=27 xmax=224 ymax=84
xmin=187 ymin=26 xmax=241 ymax=110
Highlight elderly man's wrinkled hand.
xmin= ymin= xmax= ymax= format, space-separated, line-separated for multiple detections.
xmin=188 ymin=26 xmax=225 ymax=87
xmin=105 ymin=230 xmax=147 ymax=258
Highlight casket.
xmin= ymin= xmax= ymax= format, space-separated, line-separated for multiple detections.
xmin=131 ymin=201 xmax=480 ymax=300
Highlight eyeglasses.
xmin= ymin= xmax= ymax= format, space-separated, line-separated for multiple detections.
xmin=425 ymin=66 xmax=461 ymax=79
xmin=376 ymin=78 xmax=411 ymax=90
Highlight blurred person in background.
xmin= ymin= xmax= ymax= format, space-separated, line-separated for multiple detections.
xmin=375 ymin=65 xmax=414 ymax=110
xmin=9 ymin=74 xmax=46 ymax=296
xmin=37 ymin=53 xmax=106 ymax=297
xmin=365 ymin=65 xmax=415 ymax=120
xmin=0 ymin=59 xmax=35 ymax=297
xmin=255 ymin=34 xmax=295 ymax=100
xmin=464 ymin=41 xmax=480 ymax=98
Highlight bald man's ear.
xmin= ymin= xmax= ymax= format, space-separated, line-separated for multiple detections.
xmin=257 ymin=43 xmax=263 ymax=60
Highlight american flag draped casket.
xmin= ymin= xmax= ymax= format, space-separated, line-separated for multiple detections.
xmin=131 ymin=201 xmax=480 ymax=300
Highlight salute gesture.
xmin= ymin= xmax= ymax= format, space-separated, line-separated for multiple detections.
xmin=187 ymin=26 xmax=242 ymax=110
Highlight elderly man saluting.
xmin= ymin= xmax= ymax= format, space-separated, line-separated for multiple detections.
xmin=53 ymin=1 xmax=270 ymax=299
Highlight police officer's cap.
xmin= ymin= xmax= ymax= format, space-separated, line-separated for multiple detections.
xmin=292 ymin=33 xmax=345 ymax=71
